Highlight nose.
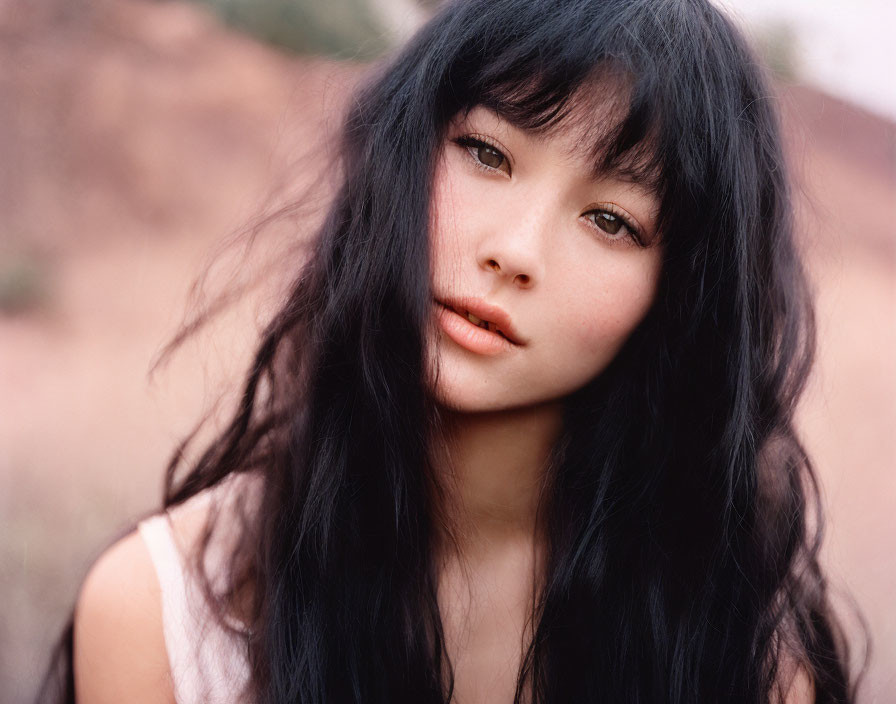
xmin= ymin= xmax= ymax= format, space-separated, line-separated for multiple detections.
xmin=481 ymin=256 xmax=536 ymax=288
xmin=476 ymin=205 xmax=549 ymax=289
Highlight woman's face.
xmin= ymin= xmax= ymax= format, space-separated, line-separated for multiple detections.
xmin=427 ymin=103 xmax=663 ymax=413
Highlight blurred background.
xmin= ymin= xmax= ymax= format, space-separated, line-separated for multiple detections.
xmin=1 ymin=0 xmax=893 ymax=701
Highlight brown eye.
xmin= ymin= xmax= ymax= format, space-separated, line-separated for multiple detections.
xmin=452 ymin=135 xmax=511 ymax=175
xmin=582 ymin=207 xmax=644 ymax=246
xmin=592 ymin=211 xmax=622 ymax=235
xmin=476 ymin=144 xmax=505 ymax=170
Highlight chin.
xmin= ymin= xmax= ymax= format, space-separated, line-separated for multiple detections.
xmin=427 ymin=374 xmax=508 ymax=413
xmin=431 ymin=383 xmax=508 ymax=414
xmin=428 ymin=372 xmax=565 ymax=416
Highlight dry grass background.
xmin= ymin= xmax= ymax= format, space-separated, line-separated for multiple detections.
xmin=0 ymin=1 xmax=894 ymax=702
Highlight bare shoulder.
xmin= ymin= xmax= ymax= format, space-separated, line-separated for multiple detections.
xmin=73 ymin=528 xmax=176 ymax=704
xmin=73 ymin=477 xmax=261 ymax=703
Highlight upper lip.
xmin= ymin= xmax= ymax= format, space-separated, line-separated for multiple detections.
xmin=437 ymin=296 xmax=526 ymax=345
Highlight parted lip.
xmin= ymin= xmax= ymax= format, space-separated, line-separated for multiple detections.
xmin=435 ymin=296 xmax=525 ymax=345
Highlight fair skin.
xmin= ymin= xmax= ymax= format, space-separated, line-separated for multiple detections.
xmin=74 ymin=530 xmax=176 ymax=703
xmin=72 ymin=103 xmax=813 ymax=703
xmin=426 ymin=104 xmax=663 ymax=414
xmin=425 ymin=102 xmax=662 ymax=703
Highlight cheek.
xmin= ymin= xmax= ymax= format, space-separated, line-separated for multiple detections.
xmin=428 ymin=157 xmax=464 ymax=262
xmin=560 ymin=254 xmax=661 ymax=363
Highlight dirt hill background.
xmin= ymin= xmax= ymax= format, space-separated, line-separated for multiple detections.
xmin=1 ymin=1 xmax=894 ymax=701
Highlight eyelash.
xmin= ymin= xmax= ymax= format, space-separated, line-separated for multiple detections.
xmin=450 ymin=134 xmax=645 ymax=247
xmin=452 ymin=134 xmax=511 ymax=176
xmin=581 ymin=204 xmax=644 ymax=247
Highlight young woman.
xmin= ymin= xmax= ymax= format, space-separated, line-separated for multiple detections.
xmin=41 ymin=0 xmax=858 ymax=702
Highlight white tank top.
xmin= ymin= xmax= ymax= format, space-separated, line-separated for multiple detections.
xmin=137 ymin=479 xmax=255 ymax=703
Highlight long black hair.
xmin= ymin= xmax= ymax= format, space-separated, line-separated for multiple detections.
xmin=40 ymin=0 xmax=858 ymax=701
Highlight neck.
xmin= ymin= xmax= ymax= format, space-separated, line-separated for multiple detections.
xmin=432 ymin=401 xmax=564 ymax=552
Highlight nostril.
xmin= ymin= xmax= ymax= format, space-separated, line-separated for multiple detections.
xmin=514 ymin=273 xmax=530 ymax=285
xmin=487 ymin=259 xmax=501 ymax=271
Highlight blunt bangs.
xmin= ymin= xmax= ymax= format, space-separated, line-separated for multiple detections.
xmin=418 ymin=0 xmax=770 ymax=248
xmin=425 ymin=2 xmax=664 ymax=227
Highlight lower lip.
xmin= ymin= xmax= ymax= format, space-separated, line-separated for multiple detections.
xmin=435 ymin=302 xmax=515 ymax=356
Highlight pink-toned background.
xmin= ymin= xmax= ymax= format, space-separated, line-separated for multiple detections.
xmin=1 ymin=1 xmax=893 ymax=702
